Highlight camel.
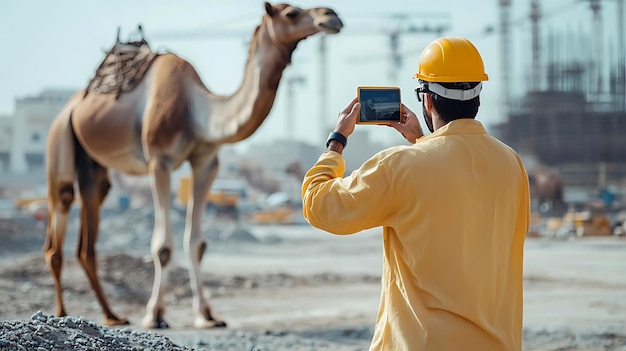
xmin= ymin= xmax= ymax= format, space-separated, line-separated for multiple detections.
xmin=528 ymin=166 xmax=565 ymax=216
xmin=44 ymin=2 xmax=342 ymax=329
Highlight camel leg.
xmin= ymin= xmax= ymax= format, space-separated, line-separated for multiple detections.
xmin=75 ymin=147 xmax=128 ymax=326
xmin=44 ymin=113 xmax=76 ymax=318
xmin=44 ymin=180 xmax=74 ymax=318
xmin=44 ymin=180 xmax=74 ymax=317
xmin=186 ymin=151 xmax=227 ymax=328
xmin=142 ymin=157 xmax=175 ymax=329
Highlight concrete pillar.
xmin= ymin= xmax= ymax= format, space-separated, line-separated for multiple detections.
xmin=9 ymin=108 xmax=28 ymax=174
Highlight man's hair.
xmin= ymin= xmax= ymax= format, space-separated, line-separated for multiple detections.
xmin=427 ymin=82 xmax=480 ymax=122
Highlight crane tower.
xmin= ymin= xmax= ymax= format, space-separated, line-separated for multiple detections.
xmin=499 ymin=0 xmax=512 ymax=117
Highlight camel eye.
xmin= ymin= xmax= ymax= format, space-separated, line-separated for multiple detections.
xmin=285 ymin=9 xmax=300 ymax=19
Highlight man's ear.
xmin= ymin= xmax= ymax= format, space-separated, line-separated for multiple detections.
xmin=264 ymin=2 xmax=274 ymax=16
xmin=423 ymin=93 xmax=433 ymax=110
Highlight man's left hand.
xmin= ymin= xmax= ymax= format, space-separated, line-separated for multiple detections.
xmin=333 ymin=97 xmax=359 ymax=138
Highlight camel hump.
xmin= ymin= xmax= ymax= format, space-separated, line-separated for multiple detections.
xmin=85 ymin=24 xmax=159 ymax=99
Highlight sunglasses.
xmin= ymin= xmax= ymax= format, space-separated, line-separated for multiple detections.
xmin=414 ymin=86 xmax=428 ymax=102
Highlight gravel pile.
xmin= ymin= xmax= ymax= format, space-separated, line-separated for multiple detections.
xmin=0 ymin=311 xmax=196 ymax=351
xmin=0 ymin=311 xmax=372 ymax=351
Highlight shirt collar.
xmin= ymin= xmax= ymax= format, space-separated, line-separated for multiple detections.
xmin=416 ymin=119 xmax=487 ymax=143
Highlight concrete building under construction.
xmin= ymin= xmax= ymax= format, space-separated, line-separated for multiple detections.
xmin=493 ymin=0 xmax=626 ymax=191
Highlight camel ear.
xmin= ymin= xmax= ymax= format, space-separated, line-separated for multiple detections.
xmin=264 ymin=2 xmax=275 ymax=16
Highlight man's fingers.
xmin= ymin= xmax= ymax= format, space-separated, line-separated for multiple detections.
xmin=341 ymin=97 xmax=359 ymax=115
xmin=349 ymin=102 xmax=360 ymax=117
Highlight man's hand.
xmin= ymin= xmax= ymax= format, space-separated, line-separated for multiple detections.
xmin=388 ymin=103 xmax=424 ymax=144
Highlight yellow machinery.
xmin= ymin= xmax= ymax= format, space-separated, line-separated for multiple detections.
xmin=528 ymin=209 xmax=612 ymax=237
xmin=13 ymin=197 xmax=60 ymax=222
xmin=177 ymin=177 xmax=241 ymax=217
xmin=249 ymin=207 xmax=294 ymax=224
xmin=562 ymin=211 xmax=612 ymax=237
xmin=14 ymin=197 xmax=48 ymax=210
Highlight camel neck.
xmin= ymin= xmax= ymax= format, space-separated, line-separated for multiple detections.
xmin=191 ymin=20 xmax=297 ymax=144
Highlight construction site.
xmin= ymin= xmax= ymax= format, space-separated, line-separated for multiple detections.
xmin=1 ymin=0 xmax=625 ymax=233
xmin=490 ymin=0 xmax=626 ymax=237
xmin=1 ymin=2 xmax=626 ymax=350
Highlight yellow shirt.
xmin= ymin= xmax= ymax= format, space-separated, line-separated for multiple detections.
xmin=302 ymin=119 xmax=530 ymax=351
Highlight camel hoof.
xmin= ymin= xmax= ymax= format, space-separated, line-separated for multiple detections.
xmin=144 ymin=320 xmax=169 ymax=329
xmin=141 ymin=316 xmax=169 ymax=329
xmin=153 ymin=320 xmax=170 ymax=329
xmin=193 ymin=317 xmax=227 ymax=329
xmin=104 ymin=318 xmax=129 ymax=326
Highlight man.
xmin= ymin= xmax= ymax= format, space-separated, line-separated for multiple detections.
xmin=302 ymin=37 xmax=530 ymax=350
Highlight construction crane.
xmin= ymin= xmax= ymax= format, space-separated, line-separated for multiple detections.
xmin=587 ymin=0 xmax=604 ymax=99
xmin=314 ymin=13 xmax=450 ymax=145
xmin=343 ymin=13 xmax=451 ymax=86
xmin=530 ymin=0 xmax=541 ymax=92
xmin=619 ymin=0 xmax=626 ymax=110
xmin=316 ymin=13 xmax=450 ymax=142
xmin=499 ymin=0 xmax=512 ymax=117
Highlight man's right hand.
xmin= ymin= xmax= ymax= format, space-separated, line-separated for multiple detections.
xmin=389 ymin=103 xmax=424 ymax=144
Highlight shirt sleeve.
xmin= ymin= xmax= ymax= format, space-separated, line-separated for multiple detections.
xmin=301 ymin=150 xmax=395 ymax=234
xmin=515 ymin=155 xmax=531 ymax=237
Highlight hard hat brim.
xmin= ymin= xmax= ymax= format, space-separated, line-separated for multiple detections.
xmin=413 ymin=73 xmax=489 ymax=82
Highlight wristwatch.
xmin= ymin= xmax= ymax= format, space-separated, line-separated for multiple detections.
xmin=326 ymin=131 xmax=347 ymax=148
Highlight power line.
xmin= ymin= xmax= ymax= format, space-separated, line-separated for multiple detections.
xmin=341 ymin=11 xmax=451 ymax=19
xmin=149 ymin=12 xmax=260 ymax=41
xmin=342 ymin=13 xmax=451 ymax=84
xmin=395 ymin=0 xmax=583 ymax=59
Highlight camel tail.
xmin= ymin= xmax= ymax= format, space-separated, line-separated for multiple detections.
xmin=44 ymin=91 xmax=84 ymax=253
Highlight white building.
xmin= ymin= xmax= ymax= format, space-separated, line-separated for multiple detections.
xmin=3 ymin=88 xmax=77 ymax=174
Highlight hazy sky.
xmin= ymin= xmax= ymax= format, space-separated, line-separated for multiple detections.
xmin=0 ymin=0 xmax=620 ymax=147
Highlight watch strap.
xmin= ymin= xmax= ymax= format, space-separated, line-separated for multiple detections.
xmin=326 ymin=131 xmax=347 ymax=148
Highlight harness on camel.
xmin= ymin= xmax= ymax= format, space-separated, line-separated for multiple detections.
xmin=84 ymin=24 xmax=159 ymax=100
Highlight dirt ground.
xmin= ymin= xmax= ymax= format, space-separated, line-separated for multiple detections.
xmin=1 ymin=212 xmax=626 ymax=350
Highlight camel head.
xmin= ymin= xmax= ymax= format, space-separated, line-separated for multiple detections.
xmin=263 ymin=2 xmax=343 ymax=45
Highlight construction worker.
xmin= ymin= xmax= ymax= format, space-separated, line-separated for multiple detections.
xmin=302 ymin=37 xmax=530 ymax=350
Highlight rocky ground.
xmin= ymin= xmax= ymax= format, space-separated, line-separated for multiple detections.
xmin=1 ymin=208 xmax=626 ymax=350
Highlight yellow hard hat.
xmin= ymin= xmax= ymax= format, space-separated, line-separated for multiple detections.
xmin=413 ymin=37 xmax=489 ymax=83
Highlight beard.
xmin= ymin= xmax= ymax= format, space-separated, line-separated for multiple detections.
xmin=422 ymin=104 xmax=434 ymax=133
